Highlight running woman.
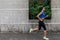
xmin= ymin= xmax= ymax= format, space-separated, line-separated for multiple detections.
xmin=29 ymin=7 xmax=49 ymax=40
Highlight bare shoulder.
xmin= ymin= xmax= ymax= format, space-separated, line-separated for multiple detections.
xmin=38 ymin=11 xmax=42 ymax=15
xmin=36 ymin=11 xmax=42 ymax=17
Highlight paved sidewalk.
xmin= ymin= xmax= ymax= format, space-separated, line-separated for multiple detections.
xmin=0 ymin=32 xmax=60 ymax=40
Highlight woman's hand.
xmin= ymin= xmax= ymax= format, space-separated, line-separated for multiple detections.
xmin=46 ymin=15 xmax=49 ymax=18
xmin=44 ymin=15 xmax=49 ymax=19
xmin=39 ymin=18 xmax=43 ymax=21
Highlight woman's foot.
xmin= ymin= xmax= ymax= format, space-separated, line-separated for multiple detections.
xmin=43 ymin=37 xmax=49 ymax=40
xmin=29 ymin=28 xmax=33 ymax=33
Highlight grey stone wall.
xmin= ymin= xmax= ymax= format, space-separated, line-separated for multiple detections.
xmin=51 ymin=0 xmax=60 ymax=23
xmin=0 ymin=0 xmax=29 ymax=33
xmin=51 ymin=0 xmax=60 ymax=31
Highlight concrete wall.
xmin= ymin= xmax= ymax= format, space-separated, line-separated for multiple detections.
xmin=0 ymin=0 xmax=29 ymax=33
xmin=51 ymin=0 xmax=60 ymax=23
xmin=51 ymin=0 xmax=60 ymax=31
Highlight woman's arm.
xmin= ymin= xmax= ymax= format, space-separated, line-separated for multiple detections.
xmin=44 ymin=15 xmax=49 ymax=19
xmin=36 ymin=12 xmax=43 ymax=21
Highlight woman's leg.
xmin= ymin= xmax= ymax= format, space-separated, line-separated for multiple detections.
xmin=43 ymin=30 xmax=47 ymax=38
xmin=32 ymin=23 xmax=42 ymax=31
xmin=32 ymin=27 xmax=38 ymax=31
xmin=29 ymin=21 xmax=41 ymax=32
xmin=43 ymin=30 xmax=49 ymax=40
xmin=32 ymin=21 xmax=41 ymax=31
xmin=42 ymin=22 xmax=49 ymax=40
xmin=42 ymin=24 xmax=47 ymax=37
xmin=29 ymin=27 xmax=39 ymax=33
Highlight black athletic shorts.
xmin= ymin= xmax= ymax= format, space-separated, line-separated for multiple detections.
xmin=38 ymin=21 xmax=46 ymax=30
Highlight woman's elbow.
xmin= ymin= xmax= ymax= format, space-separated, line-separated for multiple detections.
xmin=36 ymin=16 xmax=39 ymax=18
